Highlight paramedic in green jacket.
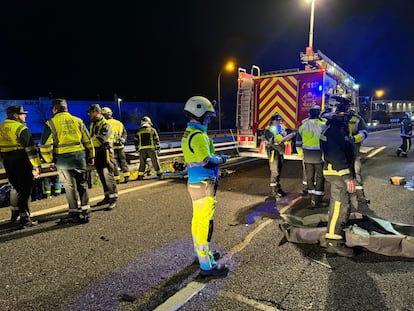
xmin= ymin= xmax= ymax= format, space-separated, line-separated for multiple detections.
xmin=181 ymin=96 xmax=229 ymax=278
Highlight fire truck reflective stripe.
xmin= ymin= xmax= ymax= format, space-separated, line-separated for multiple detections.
xmin=258 ymin=76 xmax=298 ymax=129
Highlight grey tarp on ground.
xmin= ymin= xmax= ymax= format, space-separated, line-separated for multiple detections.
xmin=279 ymin=212 xmax=414 ymax=258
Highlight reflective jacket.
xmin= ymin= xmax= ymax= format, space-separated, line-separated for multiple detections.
xmin=297 ymin=117 xmax=326 ymax=150
xmin=90 ymin=116 xmax=112 ymax=149
xmin=181 ymin=122 xmax=221 ymax=183
xmin=134 ymin=125 xmax=160 ymax=151
xmin=40 ymin=112 xmax=95 ymax=163
xmin=401 ymin=117 xmax=412 ymax=138
xmin=320 ymin=117 xmax=355 ymax=177
xmin=0 ymin=119 xmax=41 ymax=168
xmin=106 ymin=118 xmax=127 ymax=149
xmin=348 ymin=112 xmax=368 ymax=145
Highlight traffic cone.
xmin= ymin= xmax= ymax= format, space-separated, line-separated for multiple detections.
xmin=284 ymin=141 xmax=291 ymax=155
xmin=259 ymin=141 xmax=265 ymax=153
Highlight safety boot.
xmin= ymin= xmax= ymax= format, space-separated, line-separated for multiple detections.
xmin=326 ymin=239 xmax=354 ymax=257
xmin=95 ymin=197 xmax=109 ymax=206
xmin=137 ymin=175 xmax=144 ymax=181
xmin=396 ymin=149 xmax=401 ymax=157
xmin=157 ymin=173 xmax=164 ymax=180
xmin=19 ymin=217 xmax=38 ymax=228
xmin=123 ymin=176 xmax=130 ymax=184
xmin=10 ymin=209 xmax=19 ymax=223
xmin=105 ymin=200 xmax=117 ymax=211
xmin=199 ymin=264 xmax=229 ymax=278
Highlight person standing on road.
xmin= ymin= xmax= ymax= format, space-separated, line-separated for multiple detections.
xmin=0 ymin=105 xmax=41 ymax=227
xmin=397 ymin=112 xmax=412 ymax=158
xmin=40 ymin=99 xmax=95 ymax=223
xmin=181 ymin=96 xmax=229 ymax=278
xmin=263 ymin=114 xmax=295 ymax=198
xmin=134 ymin=116 xmax=163 ymax=180
xmin=296 ymin=105 xmax=326 ymax=208
xmin=320 ymin=100 xmax=356 ymax=257
xmin=101 ymin=107 xmax=130 ymax=184
xmin=88 ymin=104 xmax=118 ymax=209
xmin=348 ymin=107 xmax=369 ymax=205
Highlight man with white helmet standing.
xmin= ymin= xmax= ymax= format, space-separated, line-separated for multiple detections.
xmin=101 ymin=107 xmax=130 ymax=183
xmin=181 ymin=96 xmax=229 ymax=278
xmin=134 ymin=116 xmax=163 ymax=180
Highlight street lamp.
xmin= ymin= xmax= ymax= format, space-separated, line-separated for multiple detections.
xmin=117 ymin=97 xmax=122 ymax=122
xmin=217 ymin=60 xmax=236 ymax=130
xmin=306 ymin=0 xmax=316 ymax=55
xmin=370 ymin=89 xmax=384 ymax=123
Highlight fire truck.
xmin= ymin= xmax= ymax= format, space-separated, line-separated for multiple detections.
xmin=236 ymin=50 xmax=359 ymax=159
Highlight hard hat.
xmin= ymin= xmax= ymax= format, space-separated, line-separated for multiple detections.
xmin=101 ymin=107 xmax=113 ymax=116
xmin=6 ymin=105 xmax=28 ymax=116
xmin=270 ymin=114 xmax=282 ymax=121
xmin=309 ymin=105 xmax=321 ymax=118
xmin=184 ymin=96 xmax=216 ymax=118
xmin=141 ymin=116 xmax=153 ymax=126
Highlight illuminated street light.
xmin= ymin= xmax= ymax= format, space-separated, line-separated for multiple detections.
xmin=217 ymin=60 xmax=236 ymax=130
xmin=117 ymin=97 xmax=123 ymax=122
xmin=306 ymin=0 xmax=316 ymax=55
xmin=370 ymin=89 xmax=384 ymax=123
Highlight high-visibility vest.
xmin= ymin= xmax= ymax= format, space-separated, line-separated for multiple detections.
xmin=134 ymin=126 xmax=160 ymax=150
xmin=90 ymin=117 xmax=110 ymax=148
xmin=106 ymin=118 xmax=126 ymax=149
xmin=298 ymin=118 xmax=326 ymax=150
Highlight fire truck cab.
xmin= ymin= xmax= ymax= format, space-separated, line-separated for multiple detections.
xmin=236 ymin=50 xmax=359 ymax=159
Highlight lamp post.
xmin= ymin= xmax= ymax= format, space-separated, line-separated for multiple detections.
xmin=370 ymin=89 xmax=384 ymax=123
xmin=217 ymin=60 xmax=236 ymax=130
xmin=117 ymin=97 xmax=122 ymax=122
xmin=306 ymin=0 xmax=316 ymax=54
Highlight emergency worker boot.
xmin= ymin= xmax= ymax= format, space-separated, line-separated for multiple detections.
xmin=19 ymin=216 xmax=38 ymax=228
xmin=96 ymin=197 xmax=110 ymax=206
xmin=105 ymin=200 xmax=117 ymax=211
xmin=396 ymin=149 xmax=401 ymax=157
xmin=123 ymin=176 xmax=130 ymax=184
xmin=10 ymin=209 xmax=19 ymax=223
xmin=157 ymin=173 xmax=164 ymax=180
xmin=326 ymin=239 xmax=354 ymax=258
xmin=199 ymin=264 xmax=229 ymax=278
xmin=276 ymin=184 xmax=286 ymax=197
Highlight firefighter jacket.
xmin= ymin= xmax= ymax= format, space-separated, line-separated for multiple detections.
xmin=0 ymin=119 xmax=41 ymax=168
xmin=40 ymin=112 xmax=95 ymax=168
xmin=297 ymin=117 xmax=326 ymax=164
xmin=320 ymin=117 xmax=355 ymax=178
xmin=134 ymin=125 xmax=160 ymax=151
xmin=181 ymin=122 xmax=221 ymax=183
xmin=348 ymin=111 xmax=368 ymax=145
xmin=400 ymin=116 xmax=412 ymax=138
xmin=264 ymin=123 xmax=286 ymax=153
xmin=90 ymin=116 xmax=112 ymax=149
xmin=106 ymin=118 xmax=127 ymax=149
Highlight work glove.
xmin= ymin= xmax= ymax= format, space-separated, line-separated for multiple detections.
xmin=220 ymin=154 xmax=229 ymax=164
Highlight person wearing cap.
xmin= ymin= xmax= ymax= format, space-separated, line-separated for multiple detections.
xmin=320 ymin=101 xmax=356 ymax=257
xmin=296 ymin=105 xmax=327 ymax=208
xmin=263 ymin=114 xmax=294 ymax=198
xmin=40 ymin=99 xmax=95 ymax=224
xmin=133 ymin=115 xmax=163 ymax=180
xmin=0 ymin=105 xmax=41 ymax=227
xmin=88 ymin=104 xmax=118 ymax=209
xmin=101 ymin=107 xmax=130 ymax=184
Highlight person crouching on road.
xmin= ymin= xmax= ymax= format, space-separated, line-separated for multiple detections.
xmin=397 ymin=112 xmax=412 ymax=158
xmin=134 ymin=116 xmax=163 ymax=180
xmin=101 ymin=107 xmax=131 ymax=183
xmin=320 ymin=100 xmax=356 ymax=257
xmin=0 ymin=105 xmax=41 ymax=227
xmin=40 ymin=99 xmax=95 ymax=224
xmin=181 ymin=96 xmax=229 ymax=278
xmin=88 ymin=104 xmax=118 ymax=210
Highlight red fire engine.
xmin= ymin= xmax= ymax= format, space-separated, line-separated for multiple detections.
xmin=236 ymin=50 xmax=359 ymax=159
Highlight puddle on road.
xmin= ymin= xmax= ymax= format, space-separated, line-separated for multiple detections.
xmin=231 ymin=197 xmax=281 ymax=226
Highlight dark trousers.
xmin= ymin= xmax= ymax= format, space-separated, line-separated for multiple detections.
xmin=267 ymin=148 xmax=283 ymax=187
xmin=138 ymin=149 xmax=161 ymax=175
xmin=399 ymin=136 xmax=412 ymax=154
xmin=112 ymin=148 xmax=129 ymax=177
xmin=3 ymin=158 xmax=34 ymax=218
xmin=304 ymin=162 xmax=324 ymax=195
xmin=95 ymin=148 xmax=118 ymax=201
xmin=58 ymin=169 xmax=89 ymax=213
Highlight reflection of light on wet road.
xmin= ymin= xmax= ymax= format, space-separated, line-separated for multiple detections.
xmin=245 ymin=199 xmax=278 ymax=225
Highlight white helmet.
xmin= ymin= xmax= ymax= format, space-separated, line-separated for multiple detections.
xmin=184 ymin=96 xmax=216 ymax=119
xmin=141 ymin=116 xmax=153 ymax=126
xmin=101 ymin=107 xmax=113 ymax=117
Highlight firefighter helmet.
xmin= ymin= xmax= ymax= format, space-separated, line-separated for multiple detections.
xmin=184 ymin=96 xmax=216 ymax=119
xmin=101 ymin=107 xmax=113 ymax=117
xmin=141 ymin=116 xmax=153 ymax=126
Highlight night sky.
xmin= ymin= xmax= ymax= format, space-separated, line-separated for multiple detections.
xmin=1 ymin=0 xmax=413 ymax=102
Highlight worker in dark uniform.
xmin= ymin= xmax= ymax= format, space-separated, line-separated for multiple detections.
xmin=320 ymin=99 xmax=356 ymax=257
xmin=263 ymin=114 xmax=295 ymax=198
xmin=88 ymin=104 xmax=118 ymax=210
xmin=0 ymin=105 xmax=41 ymax=227
xmin=134 ymin=116 xmax=163 ymax=180
xmin=40 ymin=99 xmax=95 ymax=223
xmin=397 ymin=112 xmax=412 ymax=158
xmin=101 ymin=107 xmax=130 ymax=183
xmin=181 ymin=95 xmax=229 ymax=278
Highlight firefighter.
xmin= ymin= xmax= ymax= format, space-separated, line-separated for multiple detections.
xmin=263 ymin=114 xmax=295 ymax=198
xmin=297 ymin=105 xmax=327 ymax=208
xmin=320 ymin=100 xmax=356 ymax=257
xmin=134 ymin=116 xmax=163 ymax=180
xmin=40 ymin=99 xmax=95 ymax=223
xmin=101 ymin=107 xmax=130 ymax=183
xmin=348 ymin=106 xmax=369 ymax=204
xmin=88 ymin=104 xmax=118 ymax=209
xmin=397 ymin=112 xmax=412 ymax=158
xmin=0 ymin=105 xmax=41 ymax=227
xmin=181 ymin=95 xmax=229 ymax=278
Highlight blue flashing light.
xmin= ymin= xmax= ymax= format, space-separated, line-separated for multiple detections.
xmin=318 ymin=85 xmax=323 ymax=92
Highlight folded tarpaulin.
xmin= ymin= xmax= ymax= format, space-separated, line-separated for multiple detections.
xmin=279 ymin=212 xmax=414 ymax=258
